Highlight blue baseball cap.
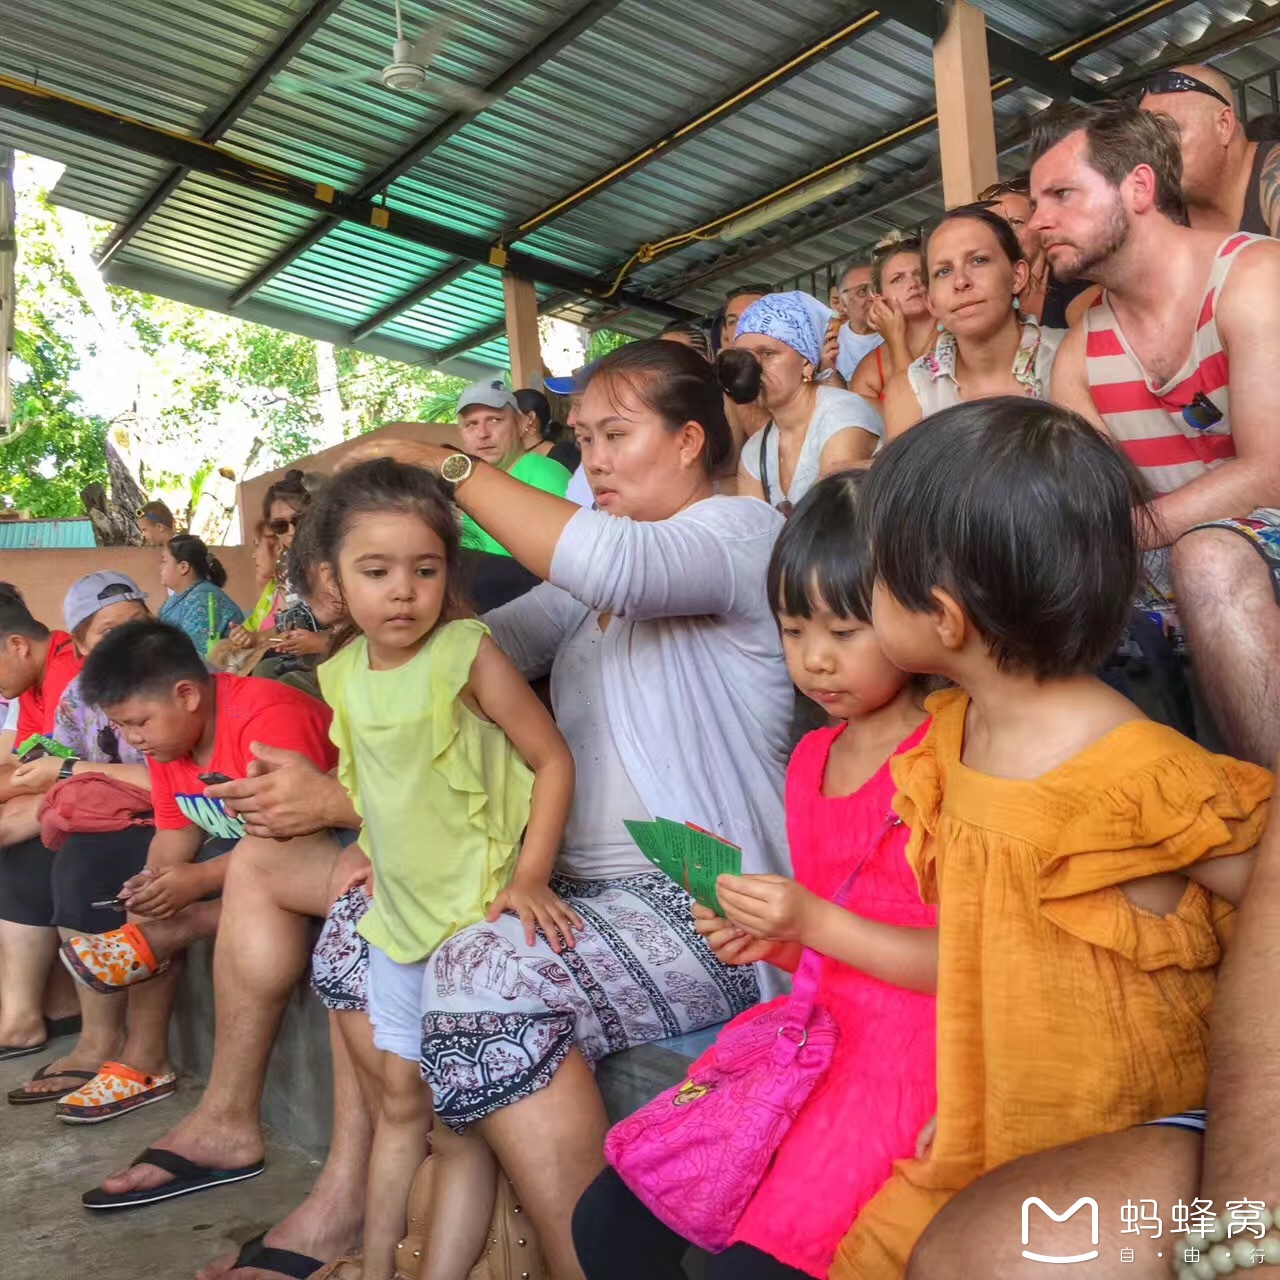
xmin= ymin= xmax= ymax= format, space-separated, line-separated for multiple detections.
xmin=544 ymin=359 xmax=601 ymax=397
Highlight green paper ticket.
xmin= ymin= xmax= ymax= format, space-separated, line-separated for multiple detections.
xmin=625 ymin=817 xmax=742 ymax=915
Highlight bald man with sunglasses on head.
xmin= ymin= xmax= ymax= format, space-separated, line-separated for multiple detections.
xmin=1141 ymin=64 xmax=1280 ymax=236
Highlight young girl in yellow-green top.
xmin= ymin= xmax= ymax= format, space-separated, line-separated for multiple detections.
xmin=310 ymin=458 xmax=576 ymax=1280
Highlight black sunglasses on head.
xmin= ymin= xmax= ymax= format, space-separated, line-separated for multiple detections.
xmin=1144 ymin=69 xmax=1231 ymax=108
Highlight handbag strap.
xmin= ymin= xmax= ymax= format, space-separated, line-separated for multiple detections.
xmin=758 ymin=423 xmax=775 ymax=508
xmin=783 ymin=813 xmax=905 ymax=1018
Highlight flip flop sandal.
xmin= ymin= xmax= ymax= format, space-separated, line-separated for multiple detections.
xmin=231 ymin=1231 xmax=324 ymax=1280
xmin=60 ymin=924 xmax=168 ymax=994
xmin=56 ymin=1061 xmax=177 ymax=1124
xmin=0 ymin=1041 xmax=49 ymax=1062
xmin=81 ymin=1146 xmax=265 ymax=1211
xmin=7 ymin=1063 xmax=97 ymax=1105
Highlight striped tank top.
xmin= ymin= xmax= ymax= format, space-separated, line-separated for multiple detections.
xmin=1083 ymin=232 xmax=1263 ymax=496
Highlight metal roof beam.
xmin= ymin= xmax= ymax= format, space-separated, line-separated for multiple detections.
xmin=509 ymin=10 xmax=890 ymax=243
xmin=95 ymin=0 xmax=346 ymax=269
xmin=0 ymin=74 xmax=690 ymax=324
xmin=432 ymin=292 xmax=574 ymax=364
xmin=227 ymin=0 xmax=626 ymax=309
xmin=592 ymin=0 xmax=1195 ymax=293
xmin=643 ymin=0 xmax=1243 ymax=306
xmin=348 ymin=9 xmax=889 ymax=342
xmin=875 ymin=0 xmax=1097 ymax=102
xmin=348 ymin=259 xmax=474 ymax=341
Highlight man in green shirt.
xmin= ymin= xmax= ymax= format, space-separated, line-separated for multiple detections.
xmin=456 ymin=380 xmax=571 ymax=557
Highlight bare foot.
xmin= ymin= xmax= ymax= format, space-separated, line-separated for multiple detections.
xmin=0 ymin=1014 xmax=47 ymax=1049
xmin=196 ymin=1184 xmax=363 ymax=1280
xmin=98 ymin=1110 xmax=264 ymax=1195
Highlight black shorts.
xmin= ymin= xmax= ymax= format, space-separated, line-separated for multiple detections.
xmin=0 ymin=829 xmax=154 ymax=933
xmin=53 ymin=828 xmax=154 ymax=933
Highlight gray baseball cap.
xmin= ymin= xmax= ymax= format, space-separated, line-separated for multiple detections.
xmin=64 ymin=571 xmax=149 ymax=634
xmin=457 ymin=378 xmax=518 ymax=415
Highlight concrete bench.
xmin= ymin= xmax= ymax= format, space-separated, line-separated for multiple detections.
xmin=173 ymin=939 xmax=721 ymax=1156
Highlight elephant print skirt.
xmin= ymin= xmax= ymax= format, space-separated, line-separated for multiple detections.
xmin=420 ymin=871 xmax=760 ymax=1132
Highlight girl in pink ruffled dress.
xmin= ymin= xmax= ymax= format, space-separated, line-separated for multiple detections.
xmin=574 ymin=472 xmax=939 ymax=1280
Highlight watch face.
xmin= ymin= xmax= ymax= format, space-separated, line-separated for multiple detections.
xmin=441 ymin=453 xmax=471 ymax=484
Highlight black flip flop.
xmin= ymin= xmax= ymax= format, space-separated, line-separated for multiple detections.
xmin=232 ymin=1231 xmax=324 ymax=1280
xmin=7 ymin=1062 xmax=96 ymax=1105
xmin=81 ymin=1146 xmax=266 ymax=1211
xmin=0 ymin=1041 xmax=47 ymax=1061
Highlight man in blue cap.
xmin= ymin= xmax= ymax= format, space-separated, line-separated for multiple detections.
xmin=543 ymin=364 xmax=599 ymax=508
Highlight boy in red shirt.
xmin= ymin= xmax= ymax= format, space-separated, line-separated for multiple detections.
xmin=58 ymin=619 xmax=336 ymax=1122
xmin=0 ymin=591 xmax=82 ymax=798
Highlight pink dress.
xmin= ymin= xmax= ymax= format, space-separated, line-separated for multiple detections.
xmin=729 ymin=721 xmax=938 ymax=1277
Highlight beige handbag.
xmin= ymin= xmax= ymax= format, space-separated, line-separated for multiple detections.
xmin=394 ymin=1155 xmax=549 ymax=1280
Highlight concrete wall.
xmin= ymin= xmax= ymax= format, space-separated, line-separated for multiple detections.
xmin=237 ymin=422 xmax=462 ymax=543
xmin=0 ymin=545 xmax=258 ymax=631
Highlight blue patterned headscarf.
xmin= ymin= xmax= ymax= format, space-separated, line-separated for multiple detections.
xmin=735 ymin=291 xmax=834 ymax=367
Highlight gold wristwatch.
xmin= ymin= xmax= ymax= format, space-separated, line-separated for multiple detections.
xmin=439 ymin=452 xmax=475 ymax=492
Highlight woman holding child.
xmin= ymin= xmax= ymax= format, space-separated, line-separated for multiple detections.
xmin=320 ymin=339 xmax=795 ymax=1278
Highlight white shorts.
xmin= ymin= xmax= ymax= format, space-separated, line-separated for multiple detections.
xmin=366 ymin=944 xmax=428 ymax=1063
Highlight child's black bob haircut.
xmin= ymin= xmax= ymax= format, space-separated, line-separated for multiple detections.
xmin=767 ymin=472 xmax=873 ymax=623
xmin=863 ymin=398 xmax=1149 ymax=680
xmin=81 ymin=620 xmax=210 ymax=709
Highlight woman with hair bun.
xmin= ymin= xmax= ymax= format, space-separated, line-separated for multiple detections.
xmin=724 ymin=292 xmax=882 ymax=516
xmin=158 ymin=534 xmax=245 ymax=656
xmin=515 ymin=386 xmax=581 ymax=474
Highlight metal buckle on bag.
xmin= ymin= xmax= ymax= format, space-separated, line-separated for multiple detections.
xmin=777 ymin=1026 xmax=808 ymax=1048
xmin=673 ymin=1079 xmax=715 ymax=1106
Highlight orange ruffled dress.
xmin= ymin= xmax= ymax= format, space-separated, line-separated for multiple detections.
xmin=831 ymin=689 xmax=1272 ymax=1280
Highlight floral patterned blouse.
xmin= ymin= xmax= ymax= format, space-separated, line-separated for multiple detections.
xmin=906 ymin=319 xmax=1065 ymax=416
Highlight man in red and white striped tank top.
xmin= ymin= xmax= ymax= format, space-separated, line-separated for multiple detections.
xmin=1030 ymin=100 xmax=1280 ymax=766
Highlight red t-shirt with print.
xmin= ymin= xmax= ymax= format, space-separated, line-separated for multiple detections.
xmin=16 ymin=632 xmax=83 ymax=746
xmin=149 ymin=673 xmax=336 ymax=837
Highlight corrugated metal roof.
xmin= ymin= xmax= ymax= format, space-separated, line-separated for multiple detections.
xmin=0 ymin=518 xmax=97 ymax=549
xmin=0 ymin=0 xmax=1277 ymax=370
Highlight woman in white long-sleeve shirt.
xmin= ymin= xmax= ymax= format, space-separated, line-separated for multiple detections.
xmin=341 ymin=340 xmax=793 ymax=1279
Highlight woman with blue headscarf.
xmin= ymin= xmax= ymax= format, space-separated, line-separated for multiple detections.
xmin=722 ymin=291 xmax=883 ymax=515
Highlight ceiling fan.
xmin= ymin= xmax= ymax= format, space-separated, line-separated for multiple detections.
xmin=274 ymin=0 xmax=497 ymax=113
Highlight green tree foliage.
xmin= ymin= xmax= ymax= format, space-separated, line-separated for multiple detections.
xmin=0 ymin=178 xmax=110 ymax=515
xmin=0 ymin=155 xmax=470 ymax=518
xmin=1 ymin=323 xmax=107 ymax=515
xmin=0 ymin=153 xmax=625 ymax=521
xmin=586 ymin=328 xmax=633 ymax=361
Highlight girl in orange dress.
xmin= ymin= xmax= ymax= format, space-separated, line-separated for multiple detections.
xmin=831 ymin=397 xmax=1272 ymax=1279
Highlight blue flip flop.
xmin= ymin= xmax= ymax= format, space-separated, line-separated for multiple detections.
xmin=81 ymin=1146 xmax=265 ymax=1210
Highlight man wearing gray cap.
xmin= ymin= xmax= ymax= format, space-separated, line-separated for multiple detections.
xmin=456 ymin=379 xmax=571 ymax=558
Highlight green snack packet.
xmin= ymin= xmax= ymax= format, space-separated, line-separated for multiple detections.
xmin=17 ymin=733 xmax=76 ymax=762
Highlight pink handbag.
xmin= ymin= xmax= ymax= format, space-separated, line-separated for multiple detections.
xmin=604 ymin=820 xmax=899 ymax=1252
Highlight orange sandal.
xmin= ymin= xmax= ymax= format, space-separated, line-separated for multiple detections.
xmin=60 ymin=924 xmax=167 ymax=994
xmin=56 ymin=1061 xmax=177 ymax=1124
